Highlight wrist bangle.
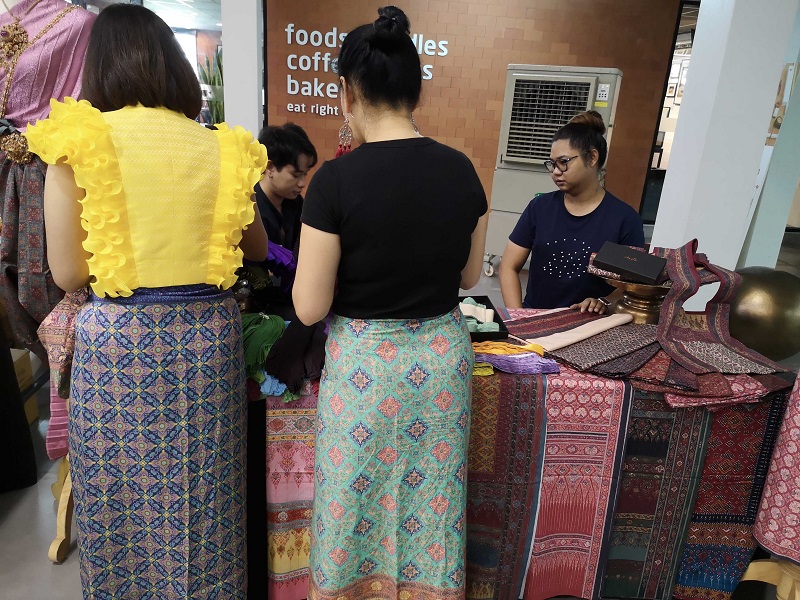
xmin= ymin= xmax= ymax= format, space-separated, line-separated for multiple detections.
xmin=598 ymin=297 xmax=611 ymax=308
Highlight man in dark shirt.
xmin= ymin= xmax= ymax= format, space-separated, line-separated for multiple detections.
xmin=254 ymin=123 xmax=317 ymax=253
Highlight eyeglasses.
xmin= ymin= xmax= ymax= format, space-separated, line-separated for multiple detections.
xmin=543 ymin=152 xmax=590 ymax=173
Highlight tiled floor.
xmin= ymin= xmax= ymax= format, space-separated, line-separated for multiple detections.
xmin=0 ymin=383 xmax=82 ymax=599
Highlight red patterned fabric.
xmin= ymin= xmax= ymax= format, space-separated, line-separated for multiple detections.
xmin=521 ymin=367 xmax=632 ymax=600
xmin=665 ymin=375 xmax=767 ymax=409
xmin=673 ymin=394 xmax=788 ymax=600
xmin=629 ymin=349 xmax=672 ymax=386
xmin=754 ymin=377 xmax=800 ymax=563
xmin=466 ymin=373 xmax=545 ymax=600
xmin=654 ymin=240 xmax=784 ymax=376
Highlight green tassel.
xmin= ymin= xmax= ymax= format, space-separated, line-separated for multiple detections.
xmin=241 ymin=313 xmax=286 ymax=376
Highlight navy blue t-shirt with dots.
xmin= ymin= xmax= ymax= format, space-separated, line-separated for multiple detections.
xmin=508 ymin=190 xmax=644 ymax=308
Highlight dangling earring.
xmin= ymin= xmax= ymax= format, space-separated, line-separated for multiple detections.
xmin=411 ymin=114 xmax=419 ymax=134
xmin=336 ymin=117 xmax=353 ymax=157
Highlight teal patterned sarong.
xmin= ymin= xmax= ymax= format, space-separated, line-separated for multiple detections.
xmin=310 ymin=308 xmax=472 ymax=600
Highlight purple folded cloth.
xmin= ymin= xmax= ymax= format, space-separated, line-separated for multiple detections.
xmin=268 ymin=243 xmax=296 ymax=270
xmin=266 ymin=243 xmax=297 ymax=293
xmin=474 ymin=352 xmax=560 ymax=375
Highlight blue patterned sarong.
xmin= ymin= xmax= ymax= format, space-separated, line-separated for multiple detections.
xmin=69 ymin=285 xmax=247 ymax=599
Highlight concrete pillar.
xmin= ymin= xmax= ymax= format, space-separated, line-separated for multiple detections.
xmin=738 ymin=14 xmax=800 ymax=268
xmin=650 ymin=0 xmax=800 ymax=278
xmin=221 ymin=0 xmax=264 ymax=135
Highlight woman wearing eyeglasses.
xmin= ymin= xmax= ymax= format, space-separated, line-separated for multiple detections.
xmin=498 ymin=110 xmax=644 ymax=312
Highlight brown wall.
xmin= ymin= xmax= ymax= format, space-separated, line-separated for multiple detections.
xmin=197 ymin=29 xmax=222 ymax=70
xmin=265 ymin=0 xmax=680 ymax=211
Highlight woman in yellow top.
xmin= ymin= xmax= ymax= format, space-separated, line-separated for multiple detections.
xmin=25 ymin=6 xmax=268 ymax=599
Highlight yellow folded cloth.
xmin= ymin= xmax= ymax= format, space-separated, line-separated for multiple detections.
xmin=742 ymin=559 xmax=800 ymax=600
xmin=473 ymin=362 xmax=495 ymax=376
xmin=472 ymin=340 xmax=545 ymax=356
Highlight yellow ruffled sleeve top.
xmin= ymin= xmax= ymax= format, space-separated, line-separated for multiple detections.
xmin=24 ymin=98 xmax=267 ymax=297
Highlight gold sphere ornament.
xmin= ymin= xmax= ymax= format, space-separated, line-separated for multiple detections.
xmin=729 ymin=266 xmax=800 ymax=361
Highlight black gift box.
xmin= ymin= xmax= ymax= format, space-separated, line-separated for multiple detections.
xmin=592 ymin=241 xmax=666 ymax=285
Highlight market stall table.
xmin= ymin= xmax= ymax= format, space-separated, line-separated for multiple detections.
xmin=265 ymin=308 xmax=793 ymax=600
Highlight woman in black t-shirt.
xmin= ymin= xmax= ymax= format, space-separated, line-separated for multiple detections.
xmin=293 ymin=7 xmax=487 ymax=600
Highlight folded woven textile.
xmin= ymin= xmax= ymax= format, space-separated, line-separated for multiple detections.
xmin=504 ymin=306 xmax=604 ymax=339
xmin=665 ymin=373 xmax=794 ymax=409
xmin=460 ymin=297 xmax=495 ymax=323
xmin=590 ymin=342 xmax=661 ymax=378
xmin=473 ymin=362 xmax=494 ymax=376
xmin=548 ymin=323 xmax=658 ymax=371
xmin=473 ymin=340 xmax=544 ymax=356
xmin=527 ymin=313 xmax=633 ymax=352
xmin=635 ymin=371 xmax=729 ymax=397
xmin=654 ymin=240 xmax=785 ymax=375
xmin=628 ymin=349 xmax=673 ymax=386
xmin=665 ymin=374 xmax=766 ymax=409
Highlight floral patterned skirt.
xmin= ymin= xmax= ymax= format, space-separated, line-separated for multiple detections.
xmin=309 ymin=308 xmax=473 ymax=600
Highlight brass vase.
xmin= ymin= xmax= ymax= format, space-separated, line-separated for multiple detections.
xmin=602 ymin=278 xmax=670 ymax=325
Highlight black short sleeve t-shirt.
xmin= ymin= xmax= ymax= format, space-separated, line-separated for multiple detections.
xmin=301 ymin=137 xmax=487 ymax=319
xmin=509 ymin=190 xmax=645 ymax=309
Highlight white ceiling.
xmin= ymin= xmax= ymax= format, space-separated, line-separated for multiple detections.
xmin=143 ymin=0 xmax=221 ymax=31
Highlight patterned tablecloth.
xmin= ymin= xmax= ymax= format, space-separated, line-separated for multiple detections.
xmin=265 ymin=368 xmax=631 ymax=600
xmin=267 ymin=381 xmax=318 ymax=600
xmin=265 ymin=310 xmax=790 ymax=600
xmin=266 ymin=373 xmax=550 ymax=600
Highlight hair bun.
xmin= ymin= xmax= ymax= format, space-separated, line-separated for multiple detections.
xmin=370 ymin=5 xmax=411 ymax=50
xmin=569 ymin=110 xmax=606 ymax=136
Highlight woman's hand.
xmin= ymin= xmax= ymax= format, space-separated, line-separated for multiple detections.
xmin=570 ymin=297 xmax=610 ymax=314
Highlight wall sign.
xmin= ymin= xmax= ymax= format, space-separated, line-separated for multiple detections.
xmin=283 ymin=23 xmax=450 ymax=117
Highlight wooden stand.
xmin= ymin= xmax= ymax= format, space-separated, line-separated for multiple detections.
xmin=48 ymin=455 xmax=74 ymax=564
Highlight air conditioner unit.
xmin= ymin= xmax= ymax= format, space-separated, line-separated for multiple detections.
xmin=484 ymin=64 xmax=623 ymax=276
